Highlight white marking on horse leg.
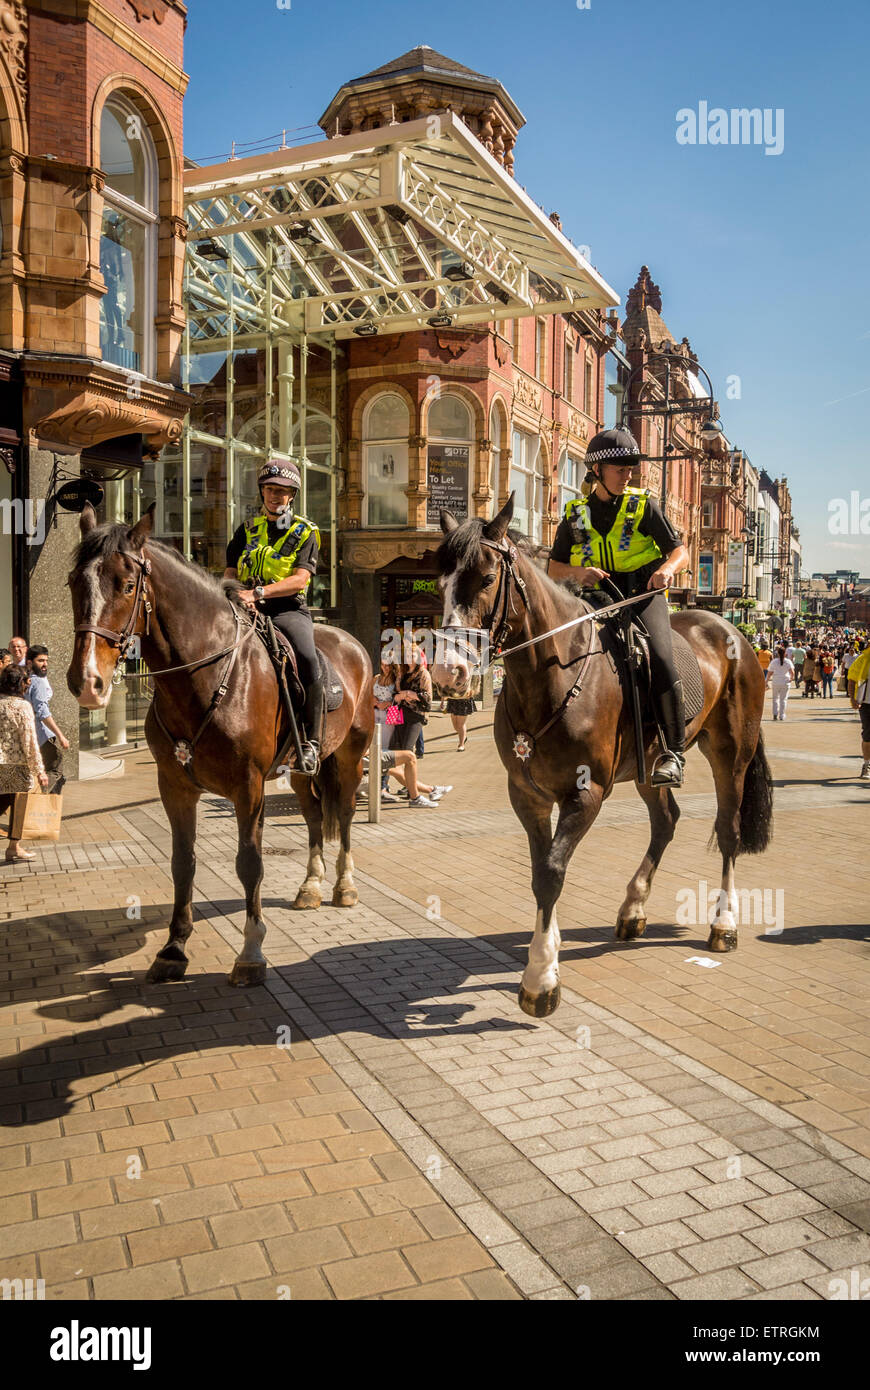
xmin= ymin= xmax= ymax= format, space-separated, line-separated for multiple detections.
xmin=334 ymin=846 xmax=355 ymax=893
xmin=236 ymin=912 xmax=267 ymax=965
xmin=300 ymin=845 xmax=326 ymax=893
xmin=521 ymin=910 xmax=561 ymax=998
xmin=619 ymin=853 xmax=654 ymax=923
xmin=712 ymin=860 xmax=738 ymax=931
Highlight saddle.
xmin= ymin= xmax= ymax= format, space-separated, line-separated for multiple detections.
xmin=256 ymin=615 xmax=343 ymax=779
xmin=593 ymin=592 xmax=705 ymax=726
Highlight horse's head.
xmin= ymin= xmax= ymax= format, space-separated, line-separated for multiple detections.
xmin=67 ymin=503 xmax=155 ymax=708
xmin=432 ymin=494 xmax=518 ymax=692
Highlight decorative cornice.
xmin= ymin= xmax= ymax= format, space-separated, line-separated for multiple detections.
xmin=22 ymin=355 xmax=190 ymax=453
xmin=127 ymin=0 xmax=167 ymax=22
xmin=341 ymin=531 xmax=440 ymax=572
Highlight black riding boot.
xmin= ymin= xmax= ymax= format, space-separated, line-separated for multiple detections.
xmin=650 ymin=679 xmax=687 ymax=788
xmin=298 ymin=674 xmax=325 ymax=776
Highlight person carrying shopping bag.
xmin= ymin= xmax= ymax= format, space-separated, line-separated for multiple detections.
xmin=0 ymin=663 xmax=49 ymax=862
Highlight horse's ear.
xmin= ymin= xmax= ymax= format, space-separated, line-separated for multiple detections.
xmin=484 ymin=492 xmax=514 ymax=543
xmin=127 ymin=503 xmax=156 ymax=552
xmin=79 ymin=503 xmax=97 ymax=536
xmin=440 ymin=509 xmax=459 ymax=534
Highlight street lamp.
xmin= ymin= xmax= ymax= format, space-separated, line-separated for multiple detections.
xmin=619 ymin=346 xmax=721 ymax=507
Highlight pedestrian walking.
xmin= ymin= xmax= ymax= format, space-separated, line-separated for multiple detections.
xmin=803 ymin=645 xmax=818 ymax=698
xmin=0 ymin=663 xmax=49 ymax=862
xmin=766 ymin=645 xmax=795 ymax=720
xmin=846 ymin=642 xmax=870 ymax=781
xmin=756 ymin=639 xmax=773 ymax=677
xmin=819 ymin=646 xmax=835 ymax=699
xmin=790 ymin=640 xmax=806 ymax=689
xmin=25 ymin=645 xmax=69 ymax=791
xmin=444 ymin=671 xmax=478 ymax=752
xmin=7 ymin=635 xmax=27 ymax=668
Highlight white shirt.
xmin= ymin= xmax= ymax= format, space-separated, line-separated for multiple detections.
xmin=768 ymin=657 xmax=795 ymax=685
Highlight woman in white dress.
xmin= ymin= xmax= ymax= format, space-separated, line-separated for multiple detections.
xmin=0 ymin=663 xmax=49 ymax=862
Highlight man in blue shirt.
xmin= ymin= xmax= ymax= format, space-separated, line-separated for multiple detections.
xmin=26 ymin=645 xmax=69 ymax=791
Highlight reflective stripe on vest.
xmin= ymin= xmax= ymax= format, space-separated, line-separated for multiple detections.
xmin=564 ymin=488 xmax=662 ymax=574
xmin=236 ymin=514 xmax=320 ymax=585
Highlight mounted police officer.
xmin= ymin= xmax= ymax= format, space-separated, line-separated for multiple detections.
xmin=547 ymin=426 xmax=690 ymax=787
xmin=224 ymin=459 xmax=324 ymax=774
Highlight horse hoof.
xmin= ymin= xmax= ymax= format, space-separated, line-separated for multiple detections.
xmin=615 ymin=917 xmax=646 ymax=941
xmin=228 ymin=960 xmax=267 ymax=988
xmin=293 ymin=888 xmax=322 ymax=911
xmin=331 ymin=886 xmax=358 ymax=908
xmin=518 ymin=982 xmax=561 ymax=1018
xmin=145 ymin=956 xmax=188 ymax=983
xmin=707 ymin=927 xmax=738 ymax=953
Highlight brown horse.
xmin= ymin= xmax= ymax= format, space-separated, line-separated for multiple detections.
xmin=66 ymin=504 xmax=373 ymax=987
xmin=432 ymin=497 xmax=772 ymax=1018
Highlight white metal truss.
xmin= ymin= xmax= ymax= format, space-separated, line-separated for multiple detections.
xmin=183 ymin=111 xmax=618 ymax=342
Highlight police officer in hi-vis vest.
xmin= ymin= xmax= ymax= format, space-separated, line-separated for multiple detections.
xmin=548 ymin=426 xmax=690 ymax=787
xmin=224 ymin=459 xmax=324 ymax=774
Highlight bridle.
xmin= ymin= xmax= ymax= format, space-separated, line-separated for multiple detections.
xmin=75 ymin=550 xmax=153 ymax=665
xmin=440 ymin=536 xmax=530 ymax=668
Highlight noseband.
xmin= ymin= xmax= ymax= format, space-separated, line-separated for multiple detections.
xmin=75 ymin=551 xmax=153 ymax=666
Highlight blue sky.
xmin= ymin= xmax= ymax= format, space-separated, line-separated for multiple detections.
xmin=184 ymin=0 xmax=870 ymax=575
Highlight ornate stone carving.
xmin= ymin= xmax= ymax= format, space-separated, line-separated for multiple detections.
xmin=34 ymin=393 xmax=185 ymax=452
xmin=408 ymin=435 xmax=427 ymax=449
xmin=625 ymin=265 xmax=662 ymax=316
xmin=167 ymin=215 xmax=188 ymax=241
xmin=0 ymin=445 xmax=16 ymax=474
xmin=126 ymin=0 xmax=168 ymax=22
xmin=342 ymin=534 xmax=437 ymax=572
xmin=514 ymin=375 xmax=542 ymax=411
xmin=0 ymin=2 xmax=27 ymax=112
xmin=569 ymin=411 xmax=590 ymax=441
xmin=433 ymin=331 xmax=470 ymax=359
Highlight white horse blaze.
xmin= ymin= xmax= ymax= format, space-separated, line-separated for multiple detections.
xmin=521 ymin=910 xmax=561 ymax=997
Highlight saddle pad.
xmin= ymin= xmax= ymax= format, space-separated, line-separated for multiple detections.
xmin=319 ymin=650 xmax=344 ymax=713
xmin=672 ymin=629 xmax=705 ymax=723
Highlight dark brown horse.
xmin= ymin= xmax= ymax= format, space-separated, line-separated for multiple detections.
xmin=66 ymin=504 xmax=373 ymax=987
xmin=432 ymin=496 xmax=772 ymax=1018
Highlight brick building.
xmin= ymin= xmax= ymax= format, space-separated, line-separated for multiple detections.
xmin=0 ymin=0 xmax=189 ymax=763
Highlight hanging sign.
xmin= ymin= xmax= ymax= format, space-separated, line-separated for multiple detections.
xmin=427 ymin=445 xmax=469 ymax=525
xmin=55 ymin=479 xmax=105 ymax=512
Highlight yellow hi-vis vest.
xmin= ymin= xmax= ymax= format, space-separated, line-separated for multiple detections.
xmin=565 ymin=488 xmax=662 ymax=574
xmin=236 ymin=513 xmax=320 ymax=587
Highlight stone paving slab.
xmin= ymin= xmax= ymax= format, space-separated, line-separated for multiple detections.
xmin=2 ymin=698 xmax=869 ymax=1299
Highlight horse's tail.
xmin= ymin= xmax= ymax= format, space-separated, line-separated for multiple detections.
xmin=738 ymin=730 xmax=774 ymax=855
xmin=316 ymin=753 xmax=342 ymax=843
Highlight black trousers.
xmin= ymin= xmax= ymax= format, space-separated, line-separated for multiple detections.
xmin=630 ymin=590 xmax=680 ymax=696
xmin=390 ymin=717 xmax=425 ymax=752
xmin=271 ymin=608 xmax=319 ymax=688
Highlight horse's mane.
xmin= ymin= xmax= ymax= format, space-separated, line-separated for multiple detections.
xmin=72 ymin=524 xmax=247 ymax=611
xmin=437 ymin=517 xmax=592 ymax=617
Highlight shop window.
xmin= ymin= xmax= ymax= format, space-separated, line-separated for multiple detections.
xmin=702 ymin=499 xmax=714 ymax=528
xmin=99 ymin=96 xmax=158 ymax=377
xmin=427 ymin=394 xmax=473 ymax=525
xmin=364 ymin=392 xmax=409 ymax=527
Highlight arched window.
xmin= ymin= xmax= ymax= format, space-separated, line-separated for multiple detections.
xmin=510 ymin=428 xmax=542 ymax=540
xmin=558 ymin=451 xmax=585 ymax=515
xmin=427 ymin=394 xmax=473 ymax=526
xmin=99 ymin=95 xmax=158 ymax=377
xmin=364 ymin=392 xmax=409 ymax=527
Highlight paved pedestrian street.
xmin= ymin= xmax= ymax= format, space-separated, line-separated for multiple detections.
xmin=2 ymin=692 xmax=870 ymax=1301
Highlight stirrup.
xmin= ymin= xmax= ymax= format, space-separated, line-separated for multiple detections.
xmin=297 ymin=740 xmax=321 ymax=777
xmin=650 ymin=750 xmax=685 ymax=787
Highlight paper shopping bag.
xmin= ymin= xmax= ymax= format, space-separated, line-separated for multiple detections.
xmin=21 ymin=792 xmax=63 ymax=842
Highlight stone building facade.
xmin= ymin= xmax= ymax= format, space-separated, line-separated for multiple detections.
xmin=0 ymin=0 xmax=189 ymax=769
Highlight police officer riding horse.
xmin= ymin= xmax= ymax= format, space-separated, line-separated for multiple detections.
xmin=224 ymin=459 xmax=324 ymax=775
xmin=547 ymin=426 xmax=690 ymax=787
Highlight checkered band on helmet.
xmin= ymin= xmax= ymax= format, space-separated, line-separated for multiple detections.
xmin=585 ymin=427 xmax=641 ymax=466
xmin=257 ymin=459 xmax=301 ymax=491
